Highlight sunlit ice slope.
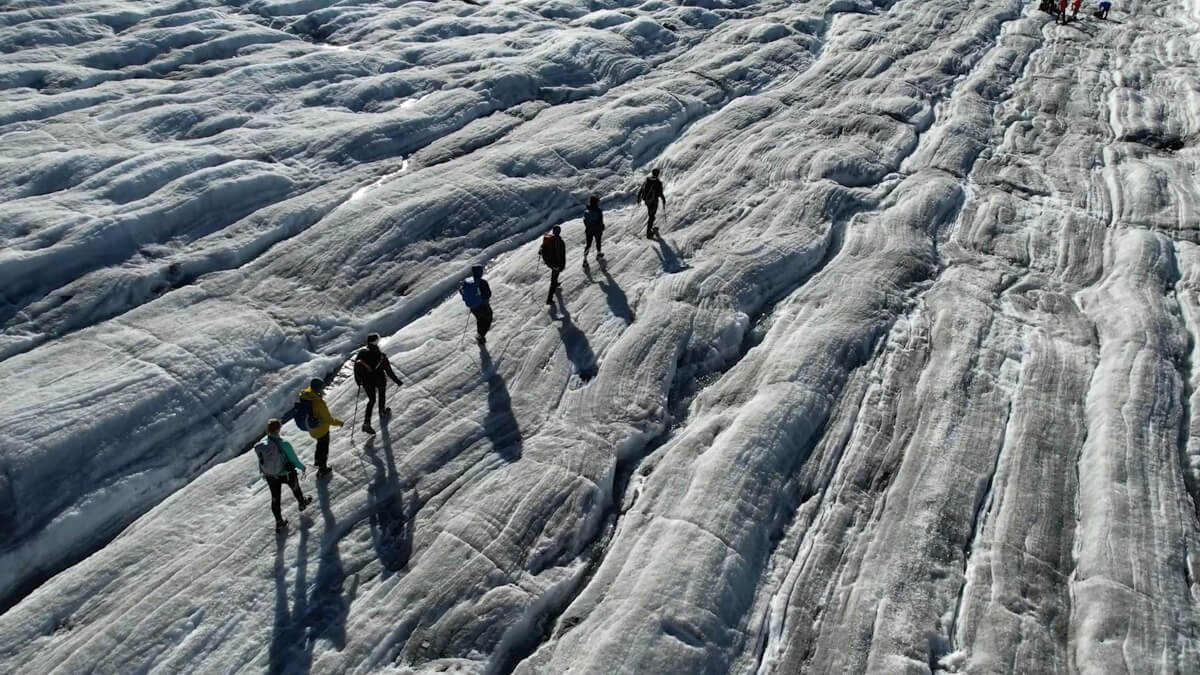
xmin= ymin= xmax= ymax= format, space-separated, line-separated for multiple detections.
xmin=2 ymin=0 xmax=1200 ymax=672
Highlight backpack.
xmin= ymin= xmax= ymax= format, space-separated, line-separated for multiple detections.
xmin=291 ymin=397 xmax=318 ymax=431
xmin=460 ymin=278 xmax=485 ymax=309
xmin=256 ymin=438 xmax=287 ymax=477
xmin=639 ymin=178 xmax=661 ymax=204
xmin=353 ymin=350 xmax=374 ymax=386
xmin=540 ymin=234 xmax=556 ymax=267
xmin=584 ymin=207 xmax=604 ymax=232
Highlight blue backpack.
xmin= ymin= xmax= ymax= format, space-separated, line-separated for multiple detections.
xmin=460 ymin=278 xmax=485 ymax=309
xmin=291 ymin=397 xmax=318 ymax=431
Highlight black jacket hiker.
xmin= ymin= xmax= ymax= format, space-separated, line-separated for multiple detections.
xmin=637 ymin=170 xmax=666 ymax=237
xmin=583 ymin=195 xmax=605 ymax=260
xmin=541 ymin=227 xmax=566 ymax=305
xmin=354 ymin=334 xmax=402 ymax=432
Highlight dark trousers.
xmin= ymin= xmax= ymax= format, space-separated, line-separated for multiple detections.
xmin=585 ymin=230 xmax=603 ymax=256
xmin=364 ymin=382 xmax=387 ymax=425
xmin=646 ymin=203 xmax=658 ymax=235
xmin=547 ymin=268 xmax=561 ymax=303
xmin=472 ymin=306 xmax=493 ymax=337
xmin=266 ymin=471 xmax=304 ymax=524
xmin=315 ymin=433 xmax=330 ymax=470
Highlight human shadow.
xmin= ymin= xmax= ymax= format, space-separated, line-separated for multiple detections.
xmin=305 ymin=479 xmax=356 ymax=652
xmin=270 ymin=523 xmax=309 ymax=675
xmin=364 ymin=427 xmax=413 ymax=574
xmin=550 ymin=293 xmax=598 ymax=381
xmin=582 ymin=259 xmax=634 ymax=325
xmin=653 ymin=234 xmax=689 ymax=273
xmin=1064 ymin=18 xmax=1099 ymax=34
xmin=480 ymin=344 xmax=523 ymax=461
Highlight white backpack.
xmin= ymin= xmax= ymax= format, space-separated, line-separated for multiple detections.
xmin=256 ymin=438 xmax=287 ymax=477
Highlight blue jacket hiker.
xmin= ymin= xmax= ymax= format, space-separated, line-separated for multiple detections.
xmin=255 ymin=418 xmax=313 ymax=531
xmin=460 ymin=265 xmax=493 ymax=344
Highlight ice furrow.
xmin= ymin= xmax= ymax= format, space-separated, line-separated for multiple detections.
xmin=1176 ymin=242 xmax=1200 ymax=526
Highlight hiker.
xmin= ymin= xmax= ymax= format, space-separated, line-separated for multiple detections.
xmin=353 ymin=332 xmax=403 ymax=435
xmin=1071 ymin=0 xmax=1082 ymax=18
xmin=255 ymin=418 xmax=312 ymax=532
xmin=636 ymin=168 xmax=667 ymax=239
xmin=1039 ymin=0 xmax=1055 ymax=12
xmin=583 ymin=194 xmax=605 ymax=261
xmin=298 ymin=378 xmax=342 ymax=477
xmin=460 ymin=264 xmax=493 ymax=344
xmin=1098 ymin=0 xmax=1110 ymax=17
xmin=1057 ymin=0 xmax=1068 ymax=21
xmin=540 ymin=225 xmax=566 ymax=305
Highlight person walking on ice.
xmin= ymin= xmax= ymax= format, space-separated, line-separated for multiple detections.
xmin=354 ymin=332 xmax=403 ymax=436
xmin=460 ymin=264 xmax=493 ymax=344
xmin=540 ymin=225 xmax=566 ymax=305
xmin=637 ymin=168 xmax=667 ymax=239
xmin=583 ymin=194 xmax=605 ymax=261
xmin=255 ymin=419 xmax=313 ymax=532
xmin=1096 ymin=0 xmax=1111 ymax=17
xmin=1070 ymin=0 xmax=1082 ymax=19
xmin=294 ymin=378 xmax=342 ymax=477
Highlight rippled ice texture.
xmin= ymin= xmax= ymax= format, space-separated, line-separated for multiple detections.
xmin=2 ymin=0 xmax=1199 ymax=672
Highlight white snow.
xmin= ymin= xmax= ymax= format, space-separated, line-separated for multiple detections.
xmin=3 ymin=0 xmax=1200 ymax=672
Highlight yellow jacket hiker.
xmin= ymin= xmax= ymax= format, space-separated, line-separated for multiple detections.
xmin=299 ymin=378 xmax=342 ymax=477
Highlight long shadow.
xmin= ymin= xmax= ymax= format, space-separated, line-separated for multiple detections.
xmin=305 ymin=480 xmax=356 ymax=653
xmin=480 ymin=344 xmax=523 ymax=461
xmin=365 ymin=427 xmax=413 ymax=574
xmin=653 ymin=234 xmax=689 ymax=273
xmin=583 ymin=258 xmax=634 ymax=325
xmin=270 ymin=524 xmax=309 ymax=675
xmin=551 ymin=293 xmax=598 ymax=381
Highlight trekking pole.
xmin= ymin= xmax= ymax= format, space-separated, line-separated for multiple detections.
xmin=351 ymin=385 xmax=360 ymax=445
xmin=458 ymin=312 xmax=470 ymax=350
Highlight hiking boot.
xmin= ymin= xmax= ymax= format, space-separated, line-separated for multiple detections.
xmin=382 ymin=407 xmax=393 ymax=420
xmin=476 ymin=334 xmax=486 ymax=344
xmin=299 ymin=496 xmax=313 ymax=511
xmin=275 ymin=519 xmax=288 ymax=532
xmin=597 ymin=252 xmax=605 ymax=260
xmin=316 ymin=466 xmax=332 ymax=478
xmin=362 ymin=423 xmax=376 ymax=435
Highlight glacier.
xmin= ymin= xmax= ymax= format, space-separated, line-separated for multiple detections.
xmin=2 ymin=0 xmax=1199 ymax=672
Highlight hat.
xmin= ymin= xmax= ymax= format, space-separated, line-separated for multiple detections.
xmin=309 ymin=377 xmax=325 ymax=391
xmin=651 ymin=168 xmax=660 ymax=176
xmin=551 ymin=225 xmax=561 ymax=235
xmin=471 ymin=264 xmax=484 ymax=277
xmin=367 ymin=332 xmax=380 ymax=345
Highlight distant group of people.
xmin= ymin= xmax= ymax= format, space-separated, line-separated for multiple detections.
xmin=470 ymin=169 xmax=667 ymax=341
xmin=255 ymin=170 xmax=669 ymax=530
xmin=1040 ymin=0 xmax=1111 ymax=21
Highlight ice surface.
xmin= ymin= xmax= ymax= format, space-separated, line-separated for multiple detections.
xmin=2 ymin=0 xmax=1200 ymax=672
